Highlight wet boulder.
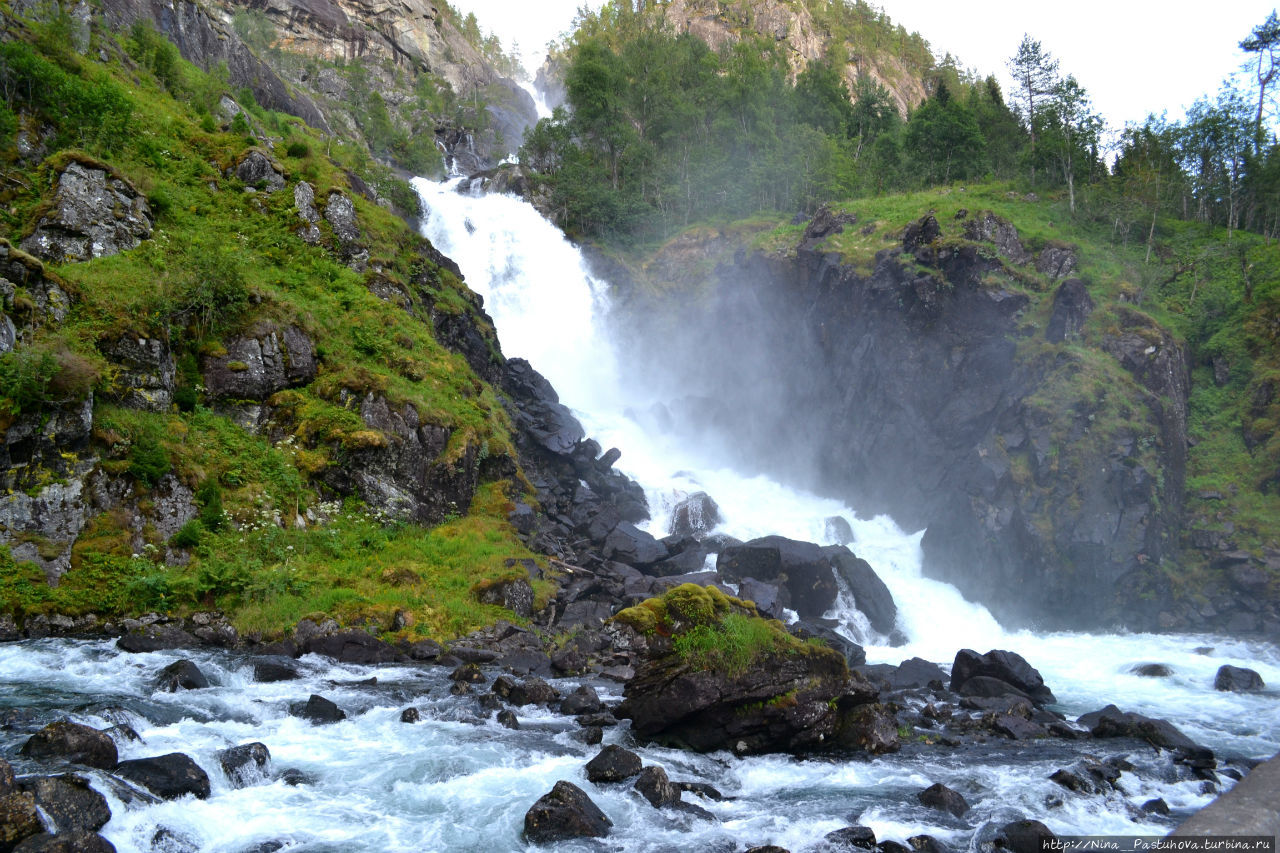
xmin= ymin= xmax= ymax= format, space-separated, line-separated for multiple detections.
xmin=10 ymin=831 xmax=117 ymax=853
xmin=251 ymin=658 xmax=300 ymax=682
xmin=737 ymin=577 xmax=790 ymax=621
xmin=1214 ymin=665 xmax=1265 ymax=693
xmin=825 ymin=826 xmax=877 ymax=850
xmin=825 ymin=548 xmax=897 ymax=635
xmin=1130 ymin=663 xmax=1172 ymax=678
xmin=669 ymin=492 xmax=720 ymax=539
xmin=302 ymin=628 xmax=405 ymax=665
xmin=288 ymin=695 xmax=346 ymax=725
xmin=825 ymin=515 xmax=855 ymax=545
xmin=506 ymin=677 xmax=559 ymax=706
xmin=20 ymin=721 xmax=117 ymax=770
xmin=116 ymin=624 xmax=199 ymax=653
xmin=717 ymin=536 xmax=839 ymax=619
xmin=616 ymin=585 xmax=850 ymax=755
xmin=834 ymin=703 xmax=900 ymax=754
xmin=603 ymin=522 xmax=668 ymax=568
xmin=995 ymin=820 xmax=1056 ymax=853
xmin=114 ymin=753 xmax=211 ymax=800
xmin=21 ymin=159 xmax=152 ymax=263
xmin=889 ymin=658 xmax=947 ymax=691
xmin=950 ymin=649 xmax=1055 ymax=705
xmin=560 ymin=685 xmax=603 ymax=716
xmin=217 ymin=743 xmax=271 ymax=788
xmin=18 ymin=774 xmax=111 ymax=833
xmin=584 ymin=745 xmax=642 ymax=783
xmin=1078 ymin=704 xmax=1202 ymax=752
xmin=153 ymin=660 xmax=209 ymax=693
xmin=917 ymin=782 xmax=969 ymax=817
xmin=523 ymin=781 xmax=611 ymax=843
xmin=634 ymin=766 xmax=680 ymax=808
xmin=0 ymin=776 xmax=43 ymax=851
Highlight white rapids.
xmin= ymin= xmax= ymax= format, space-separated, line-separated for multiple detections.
xmin=0 ymin=179 xmax=1276 ymax=853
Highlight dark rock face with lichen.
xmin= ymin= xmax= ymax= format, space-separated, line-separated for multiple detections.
xmin=613 ymin=211 xmax=1200 ymax=631
xmin=613 ymin=584 xmax=856 ymax=755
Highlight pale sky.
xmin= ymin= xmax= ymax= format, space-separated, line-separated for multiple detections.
xmin=449 ymin=0 xmax=1277 ymax=135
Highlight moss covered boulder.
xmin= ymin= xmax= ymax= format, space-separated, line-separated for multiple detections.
xmin=614 ymin=584 xmax=852 ymax=755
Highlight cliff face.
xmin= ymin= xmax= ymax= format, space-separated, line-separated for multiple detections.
xmin=98 ymin=0 xmax=536 ymax=172
xmin=654 ymin=0 xmax=926 ymax=115
xmin=608 ymin=207 xmax=1225 ymax=632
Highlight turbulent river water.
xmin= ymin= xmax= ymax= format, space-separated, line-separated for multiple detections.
xmin=2 ymin=179 xmax=1277 ymax=853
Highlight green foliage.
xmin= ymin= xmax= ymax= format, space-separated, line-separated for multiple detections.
xmin=127 ymin=21 xmax=182 ymax=91
xmin=0 ymin=39 xmax=133 ymax=153
xmin=615 ymin=584 xmax=839 ymax=678
xmin=673 ymin=612 xmax=809 ymax=677
xmin=128 ymin=430 xmax=171 ymax=486
xmin=170 ymin=520 xmax=204 ymax=549
xmin=0 ymin=346 xmax=58 ymax=416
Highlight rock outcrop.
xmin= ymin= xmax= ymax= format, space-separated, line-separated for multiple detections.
xmin=615 ymin=210 xmax=1190 ymax=630
xmin=21 ymin=158 xmax=152 ymax=263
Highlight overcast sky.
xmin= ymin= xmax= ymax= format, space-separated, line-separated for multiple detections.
xmin=448 ymin=0 xmax=1277 ymax=133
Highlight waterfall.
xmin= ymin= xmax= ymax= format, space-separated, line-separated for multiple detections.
xmin=414 ymin=176 xmax=1280 ymax=759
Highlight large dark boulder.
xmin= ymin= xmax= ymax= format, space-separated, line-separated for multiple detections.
xmin=153 ymin=659 xmax=209 ymax=692
xmin=301 ymin=629 xmax=405 ymax=665
xmin=202 ymin=323 xmax=316 ymax=401
xmin=633 ymin=766 xmax=681 ymax=808
xmin=890 ymin=658 xmax=947 ymax=690
xmin=251 ymin=658 xmax=301 ymax=682
xmin=584 ymin=745 xmax=642 ymax=784
xmin=1078 ymin=704 xmax=1202 ymax=752
xmin=217 ymin=743 xmax=271 ymax=788
xmin=116 ymin=624 xmax=199 ymax=653
xmin=1214 ymin=665 xmax=1265 ymax=692
xmin=288 ymin=695 xmax=346 ymax=724
xmin=20 ymin=722 xmax=117 ymax=770
xmin=917 ymin=782 xmax=968 ymax=818
xmin=621 ymin=642 xmax=849 ymax=755
xmin=717 ymin=536 xmax=839 ymax=619
xmin=114 ymin=753 xmax=210 ymax=800
xmin=825 ymin=548 xmax=897 ymax=635
xmin=669 ymin=492 xmax=721 ymax=539
xmin=603 ymin=522 xmax=668 ymax=567
xmin=950 ymin=649 xmax=1055 ymax=705
xmin=11 ymin=832 xmax=117 ymax=853
xmin=737 ymin=577 xmax=790 ymax=620
xmin=18 ymin=774 xmax=111 ymax=833
xmin=996 ymin=820 xmax=1056 ymax=853
xmin=523 ymin=781 xmax=611 ymax=843
xmin=834 ymin=703 xmax=900 ymax=754
xmin=0 ymin=781 xmax=43 ymax=852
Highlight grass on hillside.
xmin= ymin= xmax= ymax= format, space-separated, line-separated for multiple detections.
xmin=0 ymin=16 xmax=543 ymax=639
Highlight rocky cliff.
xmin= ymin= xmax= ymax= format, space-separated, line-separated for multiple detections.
xmin=550 ymin=0 xmax=930 ymax=117
xmin=604 ymin=199 xmax=1266 ymax=633
xmin=97 ymin=0 xmax=536 ymax=173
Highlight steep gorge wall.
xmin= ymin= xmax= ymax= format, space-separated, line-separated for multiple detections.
xmin=611 ymin=212 xmax=1200 ymax=631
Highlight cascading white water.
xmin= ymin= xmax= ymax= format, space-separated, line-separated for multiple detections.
xmin=414 ymin=177 xmax=1280 ymax=761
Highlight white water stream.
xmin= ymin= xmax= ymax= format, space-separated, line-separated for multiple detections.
xmin=2 ymin=180 xmax=1278 ymax=852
